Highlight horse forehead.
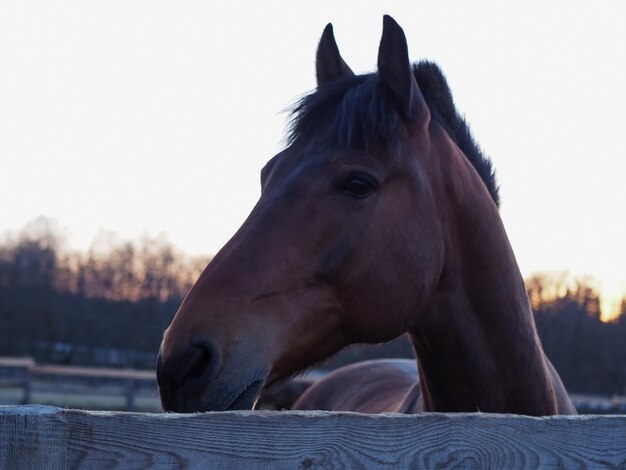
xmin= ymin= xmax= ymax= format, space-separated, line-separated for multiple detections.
xmin=264 ymin=149 xmax=323 ymax=185
xmin=278 ymin=143 xmax=401 ymax=172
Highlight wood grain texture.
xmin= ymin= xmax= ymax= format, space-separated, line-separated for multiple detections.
xmin=2 ymin=405 xmax=626 ymax=469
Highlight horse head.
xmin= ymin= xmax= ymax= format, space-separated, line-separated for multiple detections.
xmin=157 ymin=16 xmax=496 ymax=412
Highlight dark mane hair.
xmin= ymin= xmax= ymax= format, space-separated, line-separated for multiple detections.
xmin=288 ymin=61 xmax=500 ymax=206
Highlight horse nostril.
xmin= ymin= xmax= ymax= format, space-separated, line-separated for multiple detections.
xmin=176 ymin=336 xmax=223 ymax=390
xmin=157 ymin=336 xmax=223 ymax=403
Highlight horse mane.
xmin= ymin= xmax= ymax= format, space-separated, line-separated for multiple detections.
xmin=288 ymin=60 xmax=500 ymax=206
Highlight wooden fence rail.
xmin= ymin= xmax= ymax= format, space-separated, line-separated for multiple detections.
xmin=0 ymin=357 xmax=155 ymax=411
xmin=3 ymin=357 xmax=626 ymax=414
xmin=1 ymin=405 xmax=626 ymax=469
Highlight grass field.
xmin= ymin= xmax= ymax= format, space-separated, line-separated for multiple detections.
xmin=2 ymin=380 xmax=624 ymax=414
xmin=0 ymin=381 xmax=162 ymax=412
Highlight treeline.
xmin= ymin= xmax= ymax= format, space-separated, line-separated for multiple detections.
xmin=0 ymin=217 xmax=208 ymax=368
xmin=1 ymin=218 xmax=625 ymax=394
xmin=528 ymin=273 xmax=626 ymax=395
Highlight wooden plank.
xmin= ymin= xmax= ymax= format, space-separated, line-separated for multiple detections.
xmin=0 ymin=405 xmax=67 ymax=470
xmin=2 ymin=406 xmax=626 ymax=469
xmin=0 ymin=356 xmax=155 ymax=382
xmin=0 ymin=357 xmax=36 ymax=368
xmin=31 ymin=364 xmax=155 ymax=381
xmin=64 ymin=411 xmax=626 ymax=469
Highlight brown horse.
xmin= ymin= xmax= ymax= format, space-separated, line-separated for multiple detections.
xmin=157 ymin=16 xmax=576 ymax=416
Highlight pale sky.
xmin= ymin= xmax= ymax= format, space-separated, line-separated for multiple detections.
xmin=1 ymin=2 xmax=625 ymax=318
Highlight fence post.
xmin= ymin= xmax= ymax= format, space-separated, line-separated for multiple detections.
xmin=21 ymin=367 xmax=31 ymax=405
xmin=125 ymin=378 xmax=135 ymax=411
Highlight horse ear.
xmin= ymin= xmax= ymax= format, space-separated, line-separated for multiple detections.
xmin=316 ymin=23 xmax=354 ymax=87
xmin=377 ymin=15 xmax=428 ymax=124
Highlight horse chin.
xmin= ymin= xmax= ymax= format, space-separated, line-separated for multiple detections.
xmin=195 ymin=373 xmax=267 ymax=412
xmin=225 ymin=380 xmax=264 ymax=410
xmin=160 ymin=371 xmax=267 ymax=413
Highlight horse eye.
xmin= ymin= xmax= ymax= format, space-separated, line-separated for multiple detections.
xmin=342 ymin=177 xmax=376 ymax=198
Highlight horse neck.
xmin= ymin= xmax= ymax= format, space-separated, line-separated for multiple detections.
xmin=408 ymin=138 xmax=556 ymax=415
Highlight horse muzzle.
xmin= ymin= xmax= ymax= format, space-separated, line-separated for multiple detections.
xmin=156 ymin=335 xmax=268 ymax=412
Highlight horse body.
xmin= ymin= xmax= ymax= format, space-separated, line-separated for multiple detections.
xmin=156 ymin=16 xmax=575 ymax=415
xmin=293 ymin=359 xmax=420 ymax=413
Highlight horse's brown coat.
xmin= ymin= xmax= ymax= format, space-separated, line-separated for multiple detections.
xmin=156 ymin=16 xmax=575 ymax=416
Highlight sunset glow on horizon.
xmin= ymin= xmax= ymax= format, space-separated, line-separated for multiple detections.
xmin=1 ymin=2 xmax=625 ymax=320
